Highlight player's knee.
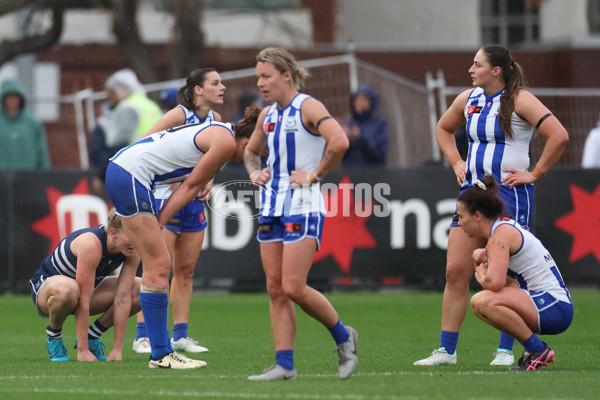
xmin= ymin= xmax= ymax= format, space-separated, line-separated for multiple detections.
xmin=445 ymin=261 xmax=472 ymax=285
xmin=470 ymin=291 xmax=490 ymax=315
xmin=55 ymin=281 xmax=80 ymax=308
xmin=265 ymin=278 xmax=285 ymax=299
xmin=173 ymin=262 xmax=195 ymax=281
xmin=281 ymin=280 xmax=304 ymax=303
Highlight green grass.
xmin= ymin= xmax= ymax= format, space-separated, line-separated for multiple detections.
xmin=1 ymin=290 xmax=599 ymax=399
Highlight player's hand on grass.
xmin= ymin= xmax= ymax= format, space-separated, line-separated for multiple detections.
xmin=77 ymin=349 xmax=98 ymax=362
xmin=107 ymin=350 xmax=122 ymax=361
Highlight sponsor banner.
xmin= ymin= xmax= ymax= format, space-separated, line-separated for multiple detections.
xmin=1 ymin=167 xmax=599 ymax=292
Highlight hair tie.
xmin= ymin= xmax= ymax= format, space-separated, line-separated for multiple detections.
xmin=476 ymin=180 xmax=487 ymax=190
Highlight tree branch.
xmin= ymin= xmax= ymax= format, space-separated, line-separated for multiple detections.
xmin=0 ymin=1 xmax=64 ymax=66
xmin=112 ymin=0 xmax=159 ymax=84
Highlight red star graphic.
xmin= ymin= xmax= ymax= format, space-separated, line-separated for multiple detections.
xmin=554 ymin=183 xmax=600 ymax=263
xmin=31 ymin=178 xmax=93 ymax=255
xmin=314 ymin=176 xmax=377 ymax=272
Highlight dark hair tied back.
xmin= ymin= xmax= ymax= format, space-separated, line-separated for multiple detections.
xmin=176 ymin=68 xmax=217 ymax=110
xmin=234 ymin=106 xmax=262 ymax=140
xmin=458 ymin=175 xmax=503 ymax=219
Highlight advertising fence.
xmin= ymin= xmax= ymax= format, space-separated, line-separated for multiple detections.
xmin=1 ymin=167 xmax=599 ymax=293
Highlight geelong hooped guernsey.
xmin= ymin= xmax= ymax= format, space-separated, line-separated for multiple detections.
xmin=261 ymin=93 xmax=326 ymax=216
xmin=35 ymin=226 xmax=125 ymax=279
xmin=491 ymin=217 xmax=571 ymax=304
xmin=463 ymin=87 xmax=534 ymax=185
xmin=110 ymin=120 xmax=234 ymax=191
xmin=154 ymin=106 xmax=216 ymax=199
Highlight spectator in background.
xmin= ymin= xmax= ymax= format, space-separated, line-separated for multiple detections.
xmin=0 ymin=78 xmax=51 ymax=170
xmin=582 ymin=116 xmax=600 ymax=168
xmin=159 ymin=87 xmax=179 ymax=113
xmin=339 ymin=84 xmax=390 ymax=167
xmin=89 ymin=101 xmax=114 ymax=193
xmin=90 ymin=69 xmax=162 ymax=193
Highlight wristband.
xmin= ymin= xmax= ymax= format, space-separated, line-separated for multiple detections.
xmin=314 ymin=171 xmax=323 ymax=182
xmin=448 ymin=155 xmax=462 ymax=167
xmin=531 ymin=167 xmax=545 ymax=180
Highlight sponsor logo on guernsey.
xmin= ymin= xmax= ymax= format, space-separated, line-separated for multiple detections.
xmin=467 ymin=106 xmax=483 ymax=115
xmin=265 ymin=122 xmax=276 ymax=133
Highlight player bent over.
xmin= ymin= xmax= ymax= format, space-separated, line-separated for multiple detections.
xmin=29 ymin=207 xmax=142 ymax=362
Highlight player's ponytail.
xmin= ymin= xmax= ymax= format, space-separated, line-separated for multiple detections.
xmin=234 ymin=106 xmax=262 ymax=139
xmin=481 ymin=45 xmax=528 ymax=140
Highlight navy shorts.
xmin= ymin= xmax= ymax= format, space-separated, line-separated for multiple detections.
xmin=105 ymin=162 xmax=156 ymax=217
xmin=155 ymin=197 xmax=208 ymax=233
xmin=452 ymin=183 xmax=534 ymax=229
xmin=257 ymin=213 xmax=324 ymax=249
xmin=528 ymin=291 xmax=574 ymax=335
xmin=29 ymin=273 xmax=109 ymax=318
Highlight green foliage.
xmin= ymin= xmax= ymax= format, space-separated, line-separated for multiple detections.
xmin=0 ymin=290 xmax=598 ymax=399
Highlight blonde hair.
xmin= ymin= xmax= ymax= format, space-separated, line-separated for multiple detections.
xmin=105 ymin=207 xmax=123 ymax=232
xmin=256 ymin=47 xmax=309 ymax=90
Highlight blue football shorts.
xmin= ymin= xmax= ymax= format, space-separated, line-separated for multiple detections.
xmin=451 ymin=183 xmax=534 ymax=229
xmin=154 ymin=197 xmax=208 ymax=233
xmin=528 ymin=290 xmax=574 ymax=335
xmin=257 ymin=213 xmax=325 ymax=249
xmin=105 ymin=162 xmax=156 ymax=217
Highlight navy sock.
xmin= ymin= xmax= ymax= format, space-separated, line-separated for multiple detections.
xmin=88 ymin=319 xmax=108 ymax=340
xmin=328 ymin=319 xmax=350 ymax=345
xmin=136 ymin=322 xmax=148 ymax=340
xmin=276 ymin=350 xmax=294 ymax=371
xmin=519 ymin=333 xmax=545 ymax=353
xmin=140 ymin=292 xmax=171 ymax=359
xmin=498 ymin=331 xmax=515 ymax=352
xmin=173 ymin=323 xmax=188 ymax=342
xmin=46 ymin=325 xmax=62 ymax=341
xmin=440 ymin=330 xmax=459 ymax=355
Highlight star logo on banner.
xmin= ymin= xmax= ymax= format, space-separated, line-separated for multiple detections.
xmin=554 ymin=183 xmax=600 ymax=263
xmin=314 ymin=176 xmax=377 ymax=272
xmin=31 ymin=178 xmax=95 ymax=256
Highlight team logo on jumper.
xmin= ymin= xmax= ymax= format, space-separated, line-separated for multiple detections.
xmin=285 ymin=118 xmax=297 ymax=129
xmin=467 ymin=106 xmax=483 ymax=115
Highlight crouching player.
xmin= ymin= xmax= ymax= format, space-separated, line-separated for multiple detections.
xmin=457 ymin=175 xmax=573 ymax=371
xmin=29 ymin=207 xmax=142 ymax=362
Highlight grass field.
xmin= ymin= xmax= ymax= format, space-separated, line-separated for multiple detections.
xmin=1 ymin=290 xmax=599 ymax=400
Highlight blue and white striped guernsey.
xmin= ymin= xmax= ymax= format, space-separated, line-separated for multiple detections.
xmin=154 ymin=106 xmax=216 ymax=200
xmin=260 ymin=93 xmax=326 ymax=217
xmin=110 ymin=120 xmax=234 ymax=191
xmin=463 ymin=87 xmax=534 ymax=185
